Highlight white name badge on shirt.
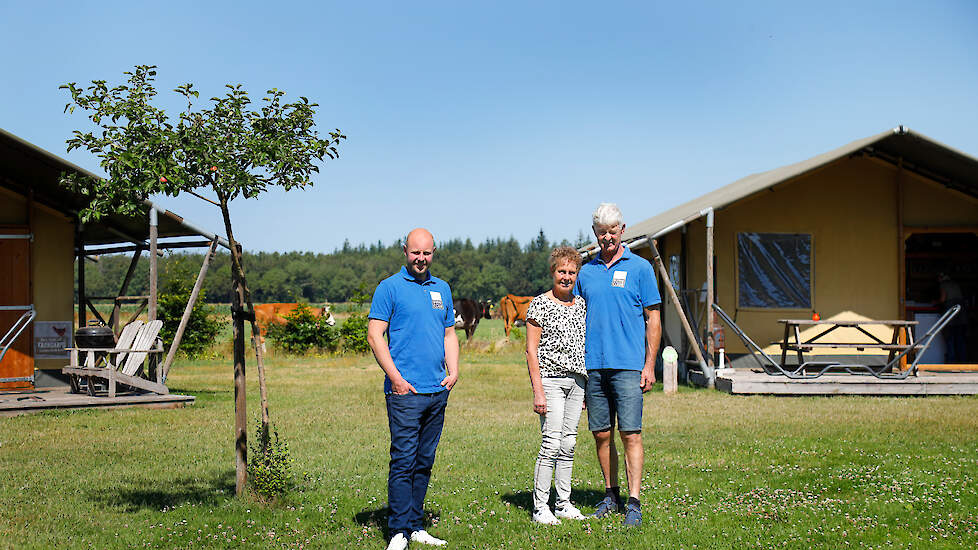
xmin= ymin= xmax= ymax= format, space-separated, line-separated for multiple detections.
xmin=429 ymin=291 xmax=444 ymax=309
xmin=612 ymin=270 xmax=627 ymax=288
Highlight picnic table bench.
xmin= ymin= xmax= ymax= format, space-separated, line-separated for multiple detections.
xmin=776 ymin=318 xmax=917 ymax=372
xmin=713 ymin=304 xmax=961 ymax=380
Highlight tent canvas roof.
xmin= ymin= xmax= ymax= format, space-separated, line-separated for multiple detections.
xmin=1 ymin=127 xmax=225 ymax=248
xmin=616 ymin=126 xmax=978 ymax=246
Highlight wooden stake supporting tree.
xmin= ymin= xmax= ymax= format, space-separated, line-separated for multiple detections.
xmin=60 ymin=65 xmax=344 ymax=495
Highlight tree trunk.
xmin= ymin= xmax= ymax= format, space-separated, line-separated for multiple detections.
xmin=231 ymin=252 xmax=247 ymax=496
xmin=217 ymin=198 xmax=271 ymax=496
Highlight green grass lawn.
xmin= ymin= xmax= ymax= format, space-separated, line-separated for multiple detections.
xmin=2 ymin=320 xmax=977 ymax=548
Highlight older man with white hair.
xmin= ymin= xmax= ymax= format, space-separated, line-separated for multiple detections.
xmin=575 ymin=203 xmax=661 ymax=527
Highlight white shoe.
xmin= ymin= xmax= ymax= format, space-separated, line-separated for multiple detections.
xmin=386 ymin=533 xmax=409 ymax=550
xmin=555 ymin=503 xmax=586 ymax=520
xmin=532 ymin=508 xmax=562 ymax=525
xmin=410 ymin=530 xmax=447 ymax=546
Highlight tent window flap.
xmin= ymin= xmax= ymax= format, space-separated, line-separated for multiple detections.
xmin=737 ymin=233 xmax=812 ymax=309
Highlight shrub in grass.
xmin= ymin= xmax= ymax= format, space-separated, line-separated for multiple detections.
xmin=158 ymin=275 xmax=225 ymax=359
xmin=248 ymin=419 xmax=293 ymax=503
xmin=339 ymin=313 xmax=370 ymax=353
xmin=267 ymin=303 xmax=339 ymax=354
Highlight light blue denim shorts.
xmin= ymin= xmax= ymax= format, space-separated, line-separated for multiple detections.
xmin=585 ymin=369 xmax=643 ymax=432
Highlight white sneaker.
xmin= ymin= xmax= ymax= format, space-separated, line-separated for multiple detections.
xmin=386 ymin=533 xmax=409 ymax=550
xmin=555 ymin=503 xmax=586 ymax=520
xmin=532 ymin=508 xmax=562 ymax=525
xmin=410 ymin=530 xmax=447 ymax=546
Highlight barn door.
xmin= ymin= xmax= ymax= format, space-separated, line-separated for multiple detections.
xmin=0 ymin=226 xmax=33 ymax=391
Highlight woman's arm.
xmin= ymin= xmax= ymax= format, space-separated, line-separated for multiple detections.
xmin=525 ymin=319 xmax=547 ymax=415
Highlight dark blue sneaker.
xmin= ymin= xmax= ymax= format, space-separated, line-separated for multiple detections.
xmin=591 ymin=496 xmax=622 ymax=518
xmin=623 ymin=501 xmax=642 ymax=526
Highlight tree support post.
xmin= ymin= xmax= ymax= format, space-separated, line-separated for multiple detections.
xmin=647 ymin=237 xmax=714 ymax=387
xmin=161 ymin=238 xmax=219 ymax=382
xmin=247 ymin=304 xmax=270 ymax=437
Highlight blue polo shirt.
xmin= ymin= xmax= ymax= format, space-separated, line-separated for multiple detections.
xmin=575 ymin=246 xmax=661 ymax=371
xmin=369 ymin=266 xmax=455 ymax=394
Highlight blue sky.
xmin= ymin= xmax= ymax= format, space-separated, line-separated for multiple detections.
xmin=3 ymin=1 xmax=977 ymax=252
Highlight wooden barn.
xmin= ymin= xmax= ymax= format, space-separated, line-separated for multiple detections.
xmin=0 ymin=127 xmax=227 ymax=396
xmin=594 ymin=126 xmax=978 ymax=380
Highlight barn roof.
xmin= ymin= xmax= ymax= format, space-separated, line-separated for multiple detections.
xmin=0 ymin=127 xmax=227 ymax=248
xmin=583 ymin=126 xmax=978 ymax=255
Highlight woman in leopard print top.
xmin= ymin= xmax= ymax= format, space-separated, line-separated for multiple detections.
xmin=525 ymin=246 xmax=588 ymax=524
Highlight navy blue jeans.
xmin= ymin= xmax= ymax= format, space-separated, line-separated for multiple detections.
xmin=386 ymin=390 xmax=449 ymax=538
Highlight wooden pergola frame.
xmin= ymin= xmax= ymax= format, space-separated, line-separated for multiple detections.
xmin=74 ymin=205 xmax=229 ymax=382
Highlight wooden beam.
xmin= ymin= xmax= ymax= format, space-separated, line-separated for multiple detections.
xmin=111 ymin=246 xmax=144 ymax=334
xmin=648 ymin=238 xmax=713 ymax=385
xmin=162 ymin=238 xmax=218 ymax=381
xmin=84 ymin=299 xmax=106 ymax=325
xmin=76 ymin=220 xmax=86 ymax=328
xmin=705 ymin=208 xmax=715 ymax=367
xmin=903 ymin=226 xmax=978 ymax=237
xmin=148 ymin=208 xmax=158 ymax=321
xmin=896 ymin=159 xmax=907 ymax=373
xmin=85 ymin=240 xmax=212 ymax=255
xmin=126 ymin=299 xmax=148 ymax=326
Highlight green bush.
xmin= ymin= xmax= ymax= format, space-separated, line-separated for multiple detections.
xmin=266 ymin=303 xmax=338 ymax=354
xmin=158 ymin=263 xmax=225 ymax=359
xmin=339 ymin=313 xmax=370 ymax=354
xmin=247 ymin=419 xmax=293 ymax=503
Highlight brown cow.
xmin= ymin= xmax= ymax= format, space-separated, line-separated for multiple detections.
xmin=499 ymin=294 xmax=534 ymax=338
xmin=253 ymin=302 xmax=335 ymax=350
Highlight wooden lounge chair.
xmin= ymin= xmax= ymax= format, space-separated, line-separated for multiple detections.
xmin=63 ymin=320 xmax=168 ymax=397
xmin=65 ymin=320 xmax=142 ymax=392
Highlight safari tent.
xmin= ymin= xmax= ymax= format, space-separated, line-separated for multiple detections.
xmin=0 ymin=127 xmax=228 ymax=393
xmin=588 ymin=126 xmax=978 ymax=379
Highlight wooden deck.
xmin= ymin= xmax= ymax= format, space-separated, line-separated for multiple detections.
xmin=0 ymin=387 xmax=195 ymax=417
xmin=713 ymin=369 xmax=978 ymax=396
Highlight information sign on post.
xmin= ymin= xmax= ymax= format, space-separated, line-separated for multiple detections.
xmin=34 ymin=321 xmax=72 ymax=359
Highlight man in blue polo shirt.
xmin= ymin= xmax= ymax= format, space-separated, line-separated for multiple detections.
xmin=576 ymin=203 xmax=661 ymax=527
xmin=368 ymin=228 xmax=460 ymax=550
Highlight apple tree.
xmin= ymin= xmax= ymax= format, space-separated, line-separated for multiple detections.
xmin=61 ymin=65 xmax=344 ymax=495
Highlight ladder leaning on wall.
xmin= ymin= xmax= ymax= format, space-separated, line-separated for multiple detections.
xmin=0 ymin=306 xmax=35 ymax=384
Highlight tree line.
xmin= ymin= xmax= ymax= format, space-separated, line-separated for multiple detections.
xmin=78 ymin=230 xmax=590 ymax=304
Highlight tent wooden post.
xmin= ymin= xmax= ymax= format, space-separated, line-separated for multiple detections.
xmin=76 ymin=220 xmax=86 ymax=328
xmin=896 ymin=160 xmax=907 ymax=371
xmin=148 ymin=207 xmax=159 ymax=321
xmin=896 ymin=159 xmax=905 ymax=319
xmin=648 ymin=238 xmax=714 ymax=387
xmin=161 ymin=238 xmax=219 ymax=382
xmin=705 ymin=208 xmax=715 ymax=366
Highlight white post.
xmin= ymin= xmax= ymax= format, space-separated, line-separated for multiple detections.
xmin=662 ymin=346 xmax=678 ymax=395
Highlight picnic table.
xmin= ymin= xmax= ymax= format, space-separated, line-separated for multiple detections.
xmin=777 ymin=318 xmax=917 ymax=374
xmin=712 ymin=304 xmax=961 ymax=380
